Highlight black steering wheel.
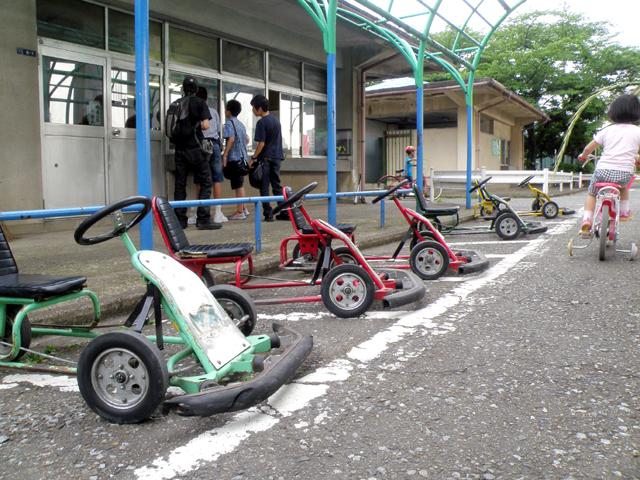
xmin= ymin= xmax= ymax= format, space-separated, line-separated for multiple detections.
xmin=469 ymin=176 xmax=492 ymax=193
xmin=518 ymin=175 xmax=534 ymax=188
xmin=372 ymin=179 xmax=411 ymax=204
xmin=74 ymin=196 xmax=152 ymax=246
xmin=272 ymin=182 xmax=318 ymax=215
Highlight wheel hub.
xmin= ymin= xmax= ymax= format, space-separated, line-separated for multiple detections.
xmin=91 ymin=348 xmax=149 ymax=409
xmin=330 ymin=274 xmax=366 ymax=310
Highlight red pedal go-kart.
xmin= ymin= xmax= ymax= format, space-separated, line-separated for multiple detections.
xmin=280 ymin=180 xmax=489 ymax=280
xmin=153 ymin=184 xmax=425 ymax=318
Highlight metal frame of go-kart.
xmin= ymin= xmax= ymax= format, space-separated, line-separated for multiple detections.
xmin=280 ymin=180 xmax=489 ymax=280
xmin=155 ymin=183 xmax=426 ymax=318
xmin=516 ymin=175 xmax=576 ymax=219
xmin=0 ymin=197 xmax=312 ymax=424
xmin=423 ymin=176 xmax=548 ymax=241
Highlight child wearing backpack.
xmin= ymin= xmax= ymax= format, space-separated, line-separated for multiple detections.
xmin=578 ymin=94 xmax=640 ymax=234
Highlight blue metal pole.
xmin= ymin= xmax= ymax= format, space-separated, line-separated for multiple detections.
xmin=134 ymin=0 xmax=153 ymax=250
xmin=327 ymin=52 xmax=337 ymax=225
xmin=254 ymin=201 xmax=262 ymax=253
xmin=379 ymin=199 xmax=385 ymax=228
xmin=416 ymin=84 xmax=424 ymax=195
xmin=465 ymin=102 xmax=473 ymax=209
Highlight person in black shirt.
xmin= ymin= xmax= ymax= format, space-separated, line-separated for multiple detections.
xmin=171 ymin=76 xmax=220 ymax=230
xmin=249 ymin=95 xmax=286 ymax=221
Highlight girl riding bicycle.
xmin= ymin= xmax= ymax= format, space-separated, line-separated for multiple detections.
xmin=578 ymin=94 xmax=640 ymax=234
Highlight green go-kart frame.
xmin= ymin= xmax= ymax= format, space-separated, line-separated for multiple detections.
xmin=0 ymin=196 xmax=312 ymax=423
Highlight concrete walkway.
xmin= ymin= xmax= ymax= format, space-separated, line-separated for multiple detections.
xmin=5 ymin=197 xmax=474 ymax=325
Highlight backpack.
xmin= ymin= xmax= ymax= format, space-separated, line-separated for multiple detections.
xmin=165 ymin=96 xmax=193 ymax=142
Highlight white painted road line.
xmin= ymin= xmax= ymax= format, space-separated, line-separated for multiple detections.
xmin=135 ymin=215 xmax=578 ymax=480
xmin=447 ymin=239 xmax=531 ymax=246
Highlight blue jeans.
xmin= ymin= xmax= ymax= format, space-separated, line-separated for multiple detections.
xmin=209 ymin=141 xmax=224 ymax=183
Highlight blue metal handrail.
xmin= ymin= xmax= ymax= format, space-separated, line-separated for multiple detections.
xmin=0 ymin=189 xmax=407 ymax=252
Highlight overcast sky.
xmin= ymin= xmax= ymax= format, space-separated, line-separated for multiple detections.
xmin=514 ymin=0 xmax=639 ymax=47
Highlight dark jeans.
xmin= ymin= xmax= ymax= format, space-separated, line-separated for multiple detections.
xmin=259 ymin=157 xmax=283 ymax=218
xmin=174 ymin=147 xmax=212 ymax=224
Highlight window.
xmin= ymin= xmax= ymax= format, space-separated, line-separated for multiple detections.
xmin=304 ymin=65 xmax=326 ymax=93
xmin=109 ymin=10 xmax=162 ymax=62
xmin=222 ymin=82 xmax=264 ymax=153
xmin=480 ymin=114 xmax=494 ymax=134
xmin=169 ymin=71 xmax=219 ymax=109
xmin=269 ymin=55 xmax=301 ymax=89
xmin=110 ymin=68 xmax=161 ymax=130
xmin=277 ymin=94 xmax=302 ymax=157
xmin=42 ymin=56 xmax=104 ymax=126
xmin=303 ymin=98 xmax=327 ymax=156
xmin=37 ymin=0 xmax=105 ymax=49
xmin=222 ymin=41 xmax=264 ymax=79
xmin=169 ymin=27 xmax=219 ymax=69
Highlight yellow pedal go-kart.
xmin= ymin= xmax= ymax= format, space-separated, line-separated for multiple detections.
xmin=517 ymin=175 xmax=575 ymax=219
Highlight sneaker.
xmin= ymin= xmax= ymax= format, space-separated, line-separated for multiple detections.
xmin=275 ymin=212 xmax=290 ymax=221
xmin=620 ymin=212 xmax=632 ymax=221
xmin=213 ymin=211 xmax=229 ymax=223
xmin=228 ymin=212 xmax=246 ymax=221
xmin=187 ymin=215 xmax=197 ymax=226
xmin=579 ymin=221 xmax=592 ymax=238
xmin=264 ymin=215 xmax=274 ymax=222
xmin=196 ymin=221 xmax=222 ymax=230
xmin=243 ymin=208 xmax=251 ymax=216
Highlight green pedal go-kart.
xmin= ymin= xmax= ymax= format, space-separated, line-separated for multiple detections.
xmin=0 ymin=196 xmax=312 ymax=423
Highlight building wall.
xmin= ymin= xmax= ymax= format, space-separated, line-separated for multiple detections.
xmin=0 ymin=0 xmax=42 ymax=212
xmin=424 ymin=128 xmax=457 ymax=172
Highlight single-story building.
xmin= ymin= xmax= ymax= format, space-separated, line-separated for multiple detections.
xmin=364 ymin=78 xmax=549 ymax=186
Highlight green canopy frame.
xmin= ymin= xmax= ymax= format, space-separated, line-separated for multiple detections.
xmin=297 ymin=0 xmax=527 ymax=214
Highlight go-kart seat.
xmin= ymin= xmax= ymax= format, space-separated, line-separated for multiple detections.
xmin=284 ymin=187 xmax=356 ymax=235
xmin=153 ymin=197 xmax=253 ymax=258
xmin=0 ymin=225 xmax=86 ymax=300
xmin=415 ymin=191 xmax=459 ymax=217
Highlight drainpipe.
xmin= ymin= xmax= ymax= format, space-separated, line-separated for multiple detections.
xmin=358 ymin=68 xmax=366 ymax=195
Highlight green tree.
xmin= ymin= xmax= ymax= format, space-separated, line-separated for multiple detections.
xmin=430 ymin=10 xmax=640 ymax=167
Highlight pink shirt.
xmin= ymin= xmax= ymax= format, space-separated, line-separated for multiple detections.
xmin=594 ymin=123 xmax=640 ymax=173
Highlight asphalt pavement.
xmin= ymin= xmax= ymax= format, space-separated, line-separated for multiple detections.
xmin=1 ymin=190 xmax=639 ymax=480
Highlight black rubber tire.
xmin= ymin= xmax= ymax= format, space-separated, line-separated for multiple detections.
xmin=542 ymin=201 xmax=559 ymax=219
xmin=201 ymin=269 xmax=215 ymax=287
xmin=410 ymin=229 xmax=436 ymax=250
xmin=599 ymin=204 xmax=609 ymax=261
xmin=329 ymin=246 xmax=358 ymax=269
xmin=409 ymin=240 xmax=449 ymax=280
xmin=479 ymin=205 xmax=493 ymax=219
xmin=77 ymin=331 xmax=169 ymax=424
xmin=208 ymin=284 xmax=257 ymax=336
xmin=321 ymin=264 xmax=375 ymax=318
xmin=495 ymin=212 xmax=521 ymax=240
xmin=0 ymin=307 xmax=31 ymax=360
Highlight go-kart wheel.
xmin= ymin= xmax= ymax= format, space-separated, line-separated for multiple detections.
xmin=208 ymin=284 xmax=257 ymax=336
xmin=74 ymin=196 xmax=152 ymax=246
xmin=329 ymin=246 xmax=358 ymax=269
xmin=531 ymin=198 xmax=542 ymax=212
xmin=77 ymin=330 xmax=168 ymax=424
xmin=542 ymin=201 xmax=559 ymax=219
xmin=410 ymin=229 xmax=436 ymax=250
xmin=321 ymin=264 xmax=375 ymax=318
xmin=410 ymin=240 xmax=449 ymax=280
xmin=201 ymin=269 xmax=215 ymax=287
xmin=567 ymin=238 xmax=574 ymax=257
xmin=495 ymin=212 xmax=521 ymax=240
xmin=0 ymin=307 xmax=31 ymax=360
xmin=599 ymin=205 xmax=610 ymax=261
